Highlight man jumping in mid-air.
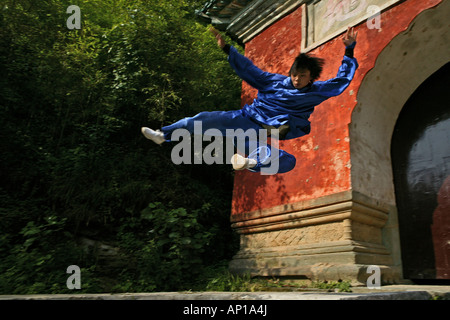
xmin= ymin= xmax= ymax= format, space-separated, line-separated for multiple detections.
xmin=142 ymin=27 xmax=358 ymax=174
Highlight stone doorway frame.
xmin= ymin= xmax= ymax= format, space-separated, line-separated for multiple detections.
xmin=349 ymin=0 xmax=450 ymax=282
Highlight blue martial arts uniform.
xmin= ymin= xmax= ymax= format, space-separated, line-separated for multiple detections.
xmin=162 ymin=43 xmax=358 ymax=174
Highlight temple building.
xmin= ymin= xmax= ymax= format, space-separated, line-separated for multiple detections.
xmin=197 ymin=0 xmax=450 ymax=285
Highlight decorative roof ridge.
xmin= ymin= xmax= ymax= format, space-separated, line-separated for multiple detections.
xmin=196 ymin=0 xmax=305 ymax=43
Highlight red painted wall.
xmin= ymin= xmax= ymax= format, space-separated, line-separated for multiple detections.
xmin=231 ymin=0 xmax=443 ymax=218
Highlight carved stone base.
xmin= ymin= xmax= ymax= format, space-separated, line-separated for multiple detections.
xmin=229 ymin=191 xmax=403 ymax=285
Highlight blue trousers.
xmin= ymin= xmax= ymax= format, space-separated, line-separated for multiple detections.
xmin=161 ymin=110 xmax=296 ymax=174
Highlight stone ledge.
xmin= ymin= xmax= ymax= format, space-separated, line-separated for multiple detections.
xmin=229 ymin=191 xmax=401 ymax=284
xmin=231 ymin=190 xmax=391 ymax=226
xmin=0 ymin=288 xmax=445 ymax=300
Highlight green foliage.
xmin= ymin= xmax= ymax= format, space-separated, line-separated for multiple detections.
xmin=311 ymin=280 xmax=353 ymax=292
xmin=0 ymin=0 xmax=241 ymax=294
xmin=206 ymin=271 xmax=256 ymax=292
xmin=0 ymin=213 xmax=100 ymax=294
xmin=109 ymin=202 xmax=229 ymax=292
xmin=197 ymin=267 xmax=354 ymax=293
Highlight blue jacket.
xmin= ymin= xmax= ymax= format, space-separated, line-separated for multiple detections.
xmin=227 ymin=45 xmax=359 ymax=140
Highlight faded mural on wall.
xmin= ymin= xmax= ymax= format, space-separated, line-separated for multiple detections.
xmin=303 ymin=0 xmax=401 ymax=50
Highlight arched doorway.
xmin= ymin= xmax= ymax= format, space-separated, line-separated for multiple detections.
xmin=392 ymin=63 xmax=450 ymax=280
xmin=349 ymin=0 xmax=449 ymax=282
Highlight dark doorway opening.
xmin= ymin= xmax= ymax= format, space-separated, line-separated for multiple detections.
xmin=392 ymin=62 xmax=450 ymax=280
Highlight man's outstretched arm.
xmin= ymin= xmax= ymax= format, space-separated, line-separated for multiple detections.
xmin=210 ymin=27 xmax=228 ymax=52
xmin=209 ymin=27 xmax=280 ymax=91
xmin=343 ymin=26 xmax=358 ymax=57
xmin=314 ymin=27 xmax=359 ymax=97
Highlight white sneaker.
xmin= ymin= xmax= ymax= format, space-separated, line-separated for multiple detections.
xmin=230 ymin=154 xmax=257 ymax=171
xmin=141 ymin=127 xmax=165 ymax=144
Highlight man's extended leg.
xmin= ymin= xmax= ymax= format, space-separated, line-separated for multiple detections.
xmin=231 ymin=130 xmax=296 ymax=174
xmin=141 ymin=128 xmax=165 ymax=144
xmin=142 ymin=109 xmax=296 ymax=174
xmin=233 ymin=141 xmax=296 ymax=174
xmin=142 ymin=110 xmax=260 ymax=145
xmin=160 ymin=110 xmax=262 ymax=141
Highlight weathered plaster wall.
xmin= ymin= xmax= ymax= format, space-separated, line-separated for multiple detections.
xmin=231 ymin=0 xmax=444 ymax=217
xmin=350 ymin=0 xmax=449 ymax=206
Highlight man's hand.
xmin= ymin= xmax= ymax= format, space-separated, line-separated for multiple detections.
xmin=343 ymin=27 xmax=357 ymax=47
xmin=210 ymin=27 xmax=226 ymax=49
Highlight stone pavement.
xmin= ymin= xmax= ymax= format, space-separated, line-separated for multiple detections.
xmin=1 ymin=284 xmax=449 ymax=300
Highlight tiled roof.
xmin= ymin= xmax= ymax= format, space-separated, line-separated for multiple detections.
xmin=199 ymin=0 xmax=254 ymax=18
xmin=196 ymin=0 xmax=304 ymax=43
xmin=196 ymin=0 xmax=254 ymax=30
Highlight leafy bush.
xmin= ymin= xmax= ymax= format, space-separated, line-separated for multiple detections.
xmin=110 ymin=202 xmax=227 ymax=292
xmin=0 ymin=213 xmax=101 ymax=294
xmin=0 ymin=0 xmax=241 ymax=294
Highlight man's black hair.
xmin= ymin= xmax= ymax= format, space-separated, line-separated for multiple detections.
xmin=289 ymin=53 xmax=325 ymax=81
